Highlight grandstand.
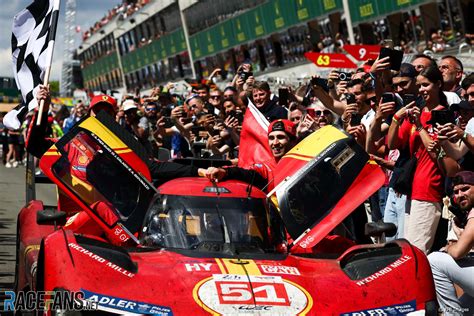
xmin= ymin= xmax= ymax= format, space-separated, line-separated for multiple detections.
xmin=76 ymin=0 xmax=473 ymax=94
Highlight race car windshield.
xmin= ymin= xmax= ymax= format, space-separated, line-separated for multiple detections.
xmin=140 ymin=195 xmax=273 ymax=252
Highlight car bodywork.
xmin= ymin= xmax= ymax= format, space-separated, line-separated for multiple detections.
xmin=15 ymin=112 xmax=436 ymax=315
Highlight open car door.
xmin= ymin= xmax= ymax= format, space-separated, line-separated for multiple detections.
xmin=269 ymin=126 xmax=385 ymax=252
xmin=39 ymin=112 xmax=156 ymax=244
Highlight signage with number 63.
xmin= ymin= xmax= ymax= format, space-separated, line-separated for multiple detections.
xmin=304 ymin=52 xmax=357 ymax=68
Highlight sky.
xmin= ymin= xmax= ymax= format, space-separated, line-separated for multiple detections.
xmin=0 ymin=0 xmax=120 ymax=81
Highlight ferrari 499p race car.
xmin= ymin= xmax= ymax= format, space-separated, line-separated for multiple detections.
xmin=14 ymin=112 xmax=437 ymax=315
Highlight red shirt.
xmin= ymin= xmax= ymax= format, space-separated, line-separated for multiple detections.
xmin=397 ymin=109 xmax=444 ymax=202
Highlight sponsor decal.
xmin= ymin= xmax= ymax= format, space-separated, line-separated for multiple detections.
xmin=356 ymin=255 xmax=412 ymax=286
xmin=341 ymin=300 xmax=417 ymax=315
xmin=184 ymin=263 xmax=213 ymax=272
xmin=193 ymin=274 xmax=312 ymax=315
xmin=82 ymin=290 xmax=172 ymax=315
xmin=260 ymin=265 xmax=300 ymax=275
xmin=68 ymin=243 xmax=135 ymax=278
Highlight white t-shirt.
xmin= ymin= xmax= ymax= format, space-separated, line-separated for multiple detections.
xmin=465 ymin=117 xmax=474 ymax=136
xmin=444 ymin=91 xmax=461 ymax=106
xmin=361 ymin=109 xmax=375 ymax=130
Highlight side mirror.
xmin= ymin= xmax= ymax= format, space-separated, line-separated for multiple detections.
xmin=364 ymin=222 xmax=397 ymax=238
xmin=37 ymin=209 xmax=67 ymax=225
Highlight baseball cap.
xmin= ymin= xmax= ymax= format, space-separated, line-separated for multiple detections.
xmin=268 ymin=119 xmax=296 ymax=138
xmin=394 ymin=63 xmax=417 ymax=79
xmin=122 ymin=99 xmax=138 ymax=112
xmin=451 ymin=100 xmax=473 ymax=112
xmin=452 ymin=171 xmax=474 ymax=187
xmin=89 ymin=95 xmax=117 ymax=111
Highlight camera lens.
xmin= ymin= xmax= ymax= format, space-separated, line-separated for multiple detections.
xmin=339 ymin=73 xmax=347 ymax=81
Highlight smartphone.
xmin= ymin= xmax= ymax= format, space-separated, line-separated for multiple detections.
xmin=191 ymin=125 xmax=205 ymax=136
xmin=402 ymin=94 xmax=417 ymax=106
xmin=306 ymin=108 xmax=315 ymax=118
xmin=429 ymin=110 xmax=455 ymax=126
xmin=161 ymin=107 xmax=172 ymax=117
xmin=346 ymin=93 xmax=356 ymax=104
xmin=163 ymin=116 xmax=173 ymax=127
xmin=311 ymin=77 xmax=329 ymax=92
xmin=208 ymin=128 xmax=220 ymax=137
xmin=227 ymin=110 xmax=242 ymax=123
xmin=379 ymin=47 xmax=392 ymax=61
xmin=390 ymin=49 xmax=403 ymax=71
xmin=381 ymin=92 xmax=395 ymax=103
xmin=379 ymin=47 xmax=403 ymax=71
xmin=350 ymin=114 xmax=362 ymax=126
xmin=279 ymin=88 xmax=289 ymax=106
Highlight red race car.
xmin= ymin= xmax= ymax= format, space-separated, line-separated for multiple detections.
xmin=14 ymin=112 xmax=436 ymax=315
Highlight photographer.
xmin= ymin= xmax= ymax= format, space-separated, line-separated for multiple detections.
xmin=428 ymin=171 xmax=474 ymax=315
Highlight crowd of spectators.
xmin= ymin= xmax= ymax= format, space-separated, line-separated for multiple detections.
xmin=2 ymin=46 xmax=474 ymax=312
xmin=82 ymin=0 xmax=150 ymax=41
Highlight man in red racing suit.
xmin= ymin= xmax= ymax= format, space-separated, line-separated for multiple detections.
xmin=28 ymin=86 xmax=207 ymax=245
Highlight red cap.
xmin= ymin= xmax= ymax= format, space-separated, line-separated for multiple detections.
xmin=268 ymin=119 xmax=296 ymax=138
xmin=89 ymin=95 xmax=117 ymax=111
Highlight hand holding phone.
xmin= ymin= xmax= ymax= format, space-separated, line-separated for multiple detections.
xmin=428 ymin=110 xmax=455 ymax=126
xmin=345 ymin=93 xmax=356 ymax=105
xmin=381 ymin=92 xmax=395 ymax=104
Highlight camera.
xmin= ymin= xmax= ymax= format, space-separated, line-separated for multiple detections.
xmin=338 ymin=72 xmax=352 ymax=81
xmin=239 ymin=71 xmax=252 ymax=81
xmin=310 ymin=77 xmax=329 ymax=92
xmin=381 ymin=92 xmax=395 ymax=104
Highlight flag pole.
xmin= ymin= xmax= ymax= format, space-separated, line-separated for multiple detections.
xmin=36 ymin=0 xmax=61 ymax=125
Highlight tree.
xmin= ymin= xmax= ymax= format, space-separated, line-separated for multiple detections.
xmin=49 ymin=81 xmax=60 ymax=97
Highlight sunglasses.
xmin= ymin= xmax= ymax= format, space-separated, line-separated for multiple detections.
xmin=315 ymin=110 xmax=331 ymax=116
xmin=210 ymin=95 xmax=221 ymax=99
xmin=145 ymin=107 xmax=157 ymax=112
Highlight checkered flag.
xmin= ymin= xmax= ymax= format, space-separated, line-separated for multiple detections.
xmin=4 ymin=0 xmax=60 ymax=130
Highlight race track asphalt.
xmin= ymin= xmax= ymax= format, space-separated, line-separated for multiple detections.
xmin=0 ymin=162 xmax=56 ymax=293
